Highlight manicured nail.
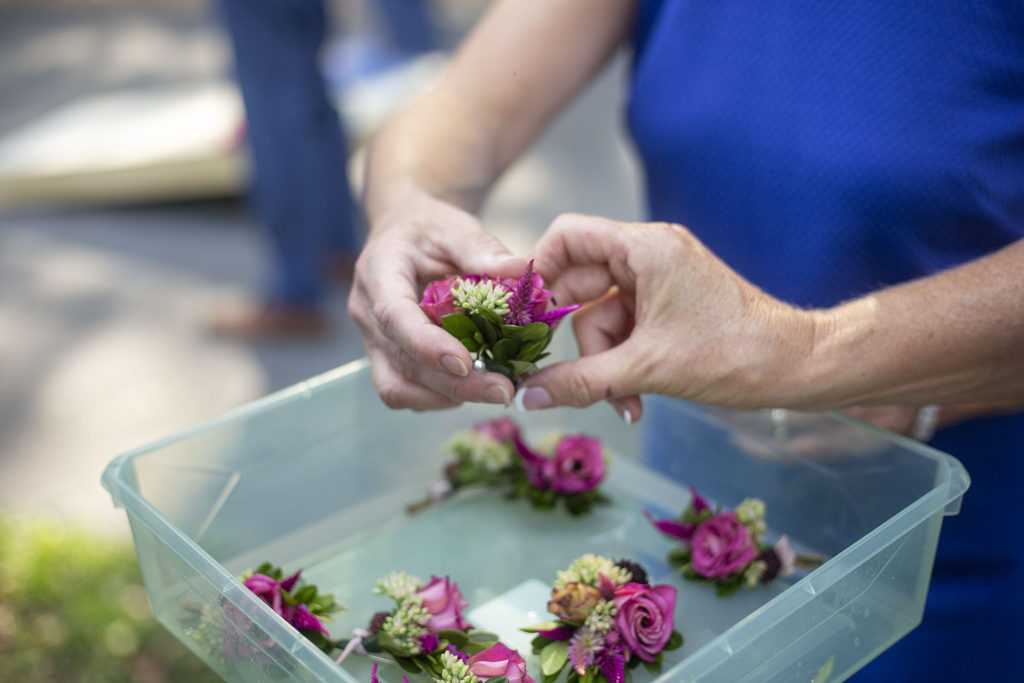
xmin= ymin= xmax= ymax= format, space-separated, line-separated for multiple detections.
xmin=611 ymin=400 xmax=633 ymax=426
xmin=440 ymin=354 xmax=468 ymax=377
xmin=484 ymin=384 xmax=511 ymax=405
xmin=513 ymin=386 xmax=552 ymax=411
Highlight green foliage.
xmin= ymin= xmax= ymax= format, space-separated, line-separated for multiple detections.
xmin=441 ymin=314 xmax=557 ymax=382
xmin=0 ymin=513 xmax=219 ymax=683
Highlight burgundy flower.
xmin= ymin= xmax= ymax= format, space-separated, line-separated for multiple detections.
xmin=414 ymin=575 xmax=472 ymax=633
xmin=690 ymin=512 xmax=757 ymax=579
xmin=468 ymin=642 xmax=534 ymax=683
xmin=244 ymin=573 xmax=285 ymax=617
xmin=644 ymin=510 xmax=697 ymax=542
xmin=513 ymin=433 xmax=556 ymax=490
xmin=612 ymin=582 xmax=676 ymax=663
xmin=287 ymin=603 xmax=329 ymax=636
xmin=420 ymin=633 xmax=441 ymax=652
xmin=420 ymin=276 xmax=458 ymax=324
xmin=474 ymin=417 xmax=520 ymax=444
xmin=549 ymin=435 xmax=605 ymax=494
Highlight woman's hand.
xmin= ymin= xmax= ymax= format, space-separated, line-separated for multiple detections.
xmin=518 ymin=213 xmax=816 ymax=419
xmin=348 ymin=189 xmax=525 ymax=410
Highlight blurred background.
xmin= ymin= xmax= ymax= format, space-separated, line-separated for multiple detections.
xmin=0 ymin=0 xmax=640 ymax=679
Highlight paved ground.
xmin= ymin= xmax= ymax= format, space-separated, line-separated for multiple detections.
xmin=0 ymin=4 xmax=641 ymax=535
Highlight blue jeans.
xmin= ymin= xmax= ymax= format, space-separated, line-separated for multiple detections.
xmin=218 ymin=0 xmax=358 ymax=306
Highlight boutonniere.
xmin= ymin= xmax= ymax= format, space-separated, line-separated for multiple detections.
xmin=337 ymin=572 xmax=502 ymax=678
xmin=647 ymin=490 xmax=822 ymax=596
xmin=522 ymin=555 xmax=683 ymax=683
xmin=408 ymin=418 xmax=610 ymax=516
xmin=420 ymin=260 xmax=579 ymax=382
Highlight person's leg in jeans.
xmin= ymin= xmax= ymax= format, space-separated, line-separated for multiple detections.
xmin=216 ymin=0 xmax=358 ymax=335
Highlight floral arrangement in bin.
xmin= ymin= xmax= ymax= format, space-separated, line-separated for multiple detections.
xmin=420 ymin=260 xmax=579 ymax=382
xmin=646 ymin=490 xmax=821 ymax=596
xmin=238 ymin=562 xmax=345 ymax=654
xmin=336 ymin=571 xmax=506 ymax=678
xmin=521 ymin=555 xmax=683 ymax=683
xmin=408 ymin=417 xmax=610 ymax=516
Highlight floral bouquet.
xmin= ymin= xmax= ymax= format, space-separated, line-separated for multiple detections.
xmin=408 ymin=417 xmax=610 ymax=516
xmin=646 ymin=490 xmax=821 ymax=596
xmin=338 ymin=571 xmax=502 ymax=677
xmin=522 ymin=555 xmax=683 ymax=683
xmin=420 ymin=260 xmax=579 ymax=382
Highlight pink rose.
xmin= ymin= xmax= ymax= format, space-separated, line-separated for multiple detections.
xmin=550 ymin=435 xmax=605 ymax=494
xmin=612 ymin=582 xmax=676 ymax=663
xmin=468 ymin=643 xmax=534 ymax=683
xmin=690 ymin=512 xmax=757 ymax=579
xmin=420 ymin=276 xmax=457 ymax=325
xmin=414 ymin=575 xmax=472 ymax=633
xmin=475 ymin=417 xmax=520 ymax=444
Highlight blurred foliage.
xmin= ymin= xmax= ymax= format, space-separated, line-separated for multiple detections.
xmin=0 ymin=513 xmax=220 ymax=683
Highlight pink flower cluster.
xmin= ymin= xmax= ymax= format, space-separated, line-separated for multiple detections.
xmin=245 ymin=570 xmax=329 ymax=635
xmin=515 ymin=433 xmax=606 ymax=495
xmin=419 ymin=261 xmax=577 ymax=328
xmin=647 ymin=489 xmax=797 ymax=592
xmin=527 ymin=556 xmax=682 ymax=683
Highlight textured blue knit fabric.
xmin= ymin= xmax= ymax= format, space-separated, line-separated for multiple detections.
xmin=627 ymin=1 xmax=1023 ymax=679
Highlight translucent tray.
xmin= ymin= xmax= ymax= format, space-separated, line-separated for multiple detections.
xmin=102 ymin=359 xmax=968 ymax=682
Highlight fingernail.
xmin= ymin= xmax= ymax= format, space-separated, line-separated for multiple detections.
xmin=513 ymin=386 xmax=552 ymax=411
xmin=611 ymin=400 xmax=633 ymax=426
xmin=484 ymin=384 xmax=511 ymax=405
xmin=440 ymin=354 xmax=468 ymax=377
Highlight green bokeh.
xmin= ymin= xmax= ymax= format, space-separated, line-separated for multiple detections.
xmin=0 ymin=513 xmax=221 ymax=683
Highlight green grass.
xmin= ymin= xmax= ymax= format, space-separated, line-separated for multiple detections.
xmin=0 ymin=513 xmax=221 ymax=683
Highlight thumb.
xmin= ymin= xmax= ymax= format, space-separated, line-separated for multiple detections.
xmin=513 ymin=346 xmax=643 ymax=411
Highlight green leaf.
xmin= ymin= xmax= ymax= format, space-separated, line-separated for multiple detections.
xmin=394 ymin=656 xmax=423 ymax=674
xmin=442 ymin=313 xmax=478 ymax=340
xmin=378 ymin=630 xmax=420 ymax=658
xmin=531 ymin=634 xmax=553 ymax=654
xmin=664 ymin=630 xmax=684 ymax=651
xmin=508 ymin=359 xmax=539 ymax=380
xmin=520 ymin=322 xmax=550 ymax=342
xmin=491 ymin=337 xmax=520 ymax=362
xmin=642 ymin=660 xmax=661 ymax=675
xmin=471 ymin=314 xmax=500 ymax=344
xmin=468 ymin=630 xmax=500 ymax=647
xmin=489 ymin=677 xmax=509 ymax=683
xmin=517 ymin=338 xmax=550 ymax=363
xmin=436 ymin=629 xmax=470 ymax=649
xmin=459 ymin=336 xmax=480 ymax=352
xmin=293 ymin=585 xmax=316 ymax=605
xmin=521 ymin=621 xmax=563 ymax=633
xmin=362 ymin=634 xmax=381 ymax=652
xmin=542 ymin=671 xmax=560 ymax=683
xmin=540 ymin=640 xmax=570 ymax=677
xmin=581 ymin=665 xmax=597 ymax=683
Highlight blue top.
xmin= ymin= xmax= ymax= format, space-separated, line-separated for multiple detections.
xmin=627 ymin=1 xmax=1023 ymax=679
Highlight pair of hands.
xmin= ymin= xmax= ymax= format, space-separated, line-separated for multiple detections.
xmin=349 ymin=193 xmax=816 ymax=423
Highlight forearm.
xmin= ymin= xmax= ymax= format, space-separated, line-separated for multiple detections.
xmin=363 ymin=0 xmax=634 ymax=227
xmin=786 ymin=238 xmax=1024 ymax=409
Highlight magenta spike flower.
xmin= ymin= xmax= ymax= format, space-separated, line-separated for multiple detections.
xmin=371 ymin=662 xmax=380 ymax=683
xmin=534 ymin=304 xmax=581 ymax=327
xmin=596 ymin=643 xmax=626 ymax=683
xmin=420 ymin=633 xmax=441 ymax=652
xmin=644 ymin=510 xmax=697 ymax=541
xmin=505 ymin=260 xmax=537 ymax=325
xmin=281 ymin=569 xmax=302 ymax=593
xmin=289 ymin=604 xmax=329 ymax=635
xmin=567 ymin=629 xmax=602 ymax=675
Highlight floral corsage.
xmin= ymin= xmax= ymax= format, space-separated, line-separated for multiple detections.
xmin=420 ymin=260 xmax=579 ymax=382
xmin=370 ymin=641 xmax=535 ymax=683
xmin=409 ymin=418 xmax=610 ymax=516
xmin=337 ymin=571 xmax=502 ymax=677
xmin=239 ymin=562 xmax=345 ymax=654
xmin=646 ymin=490 xmax=820 ymax=596
xmin=522 ymin=555 xmax=683 ymax=683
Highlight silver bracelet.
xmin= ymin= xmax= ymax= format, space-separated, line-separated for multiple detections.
xmin=910 ymin=404 xmax=941 ymax=442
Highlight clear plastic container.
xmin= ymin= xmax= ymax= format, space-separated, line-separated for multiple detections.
xmin=102 ymin=359 xmax=968 ymax=682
